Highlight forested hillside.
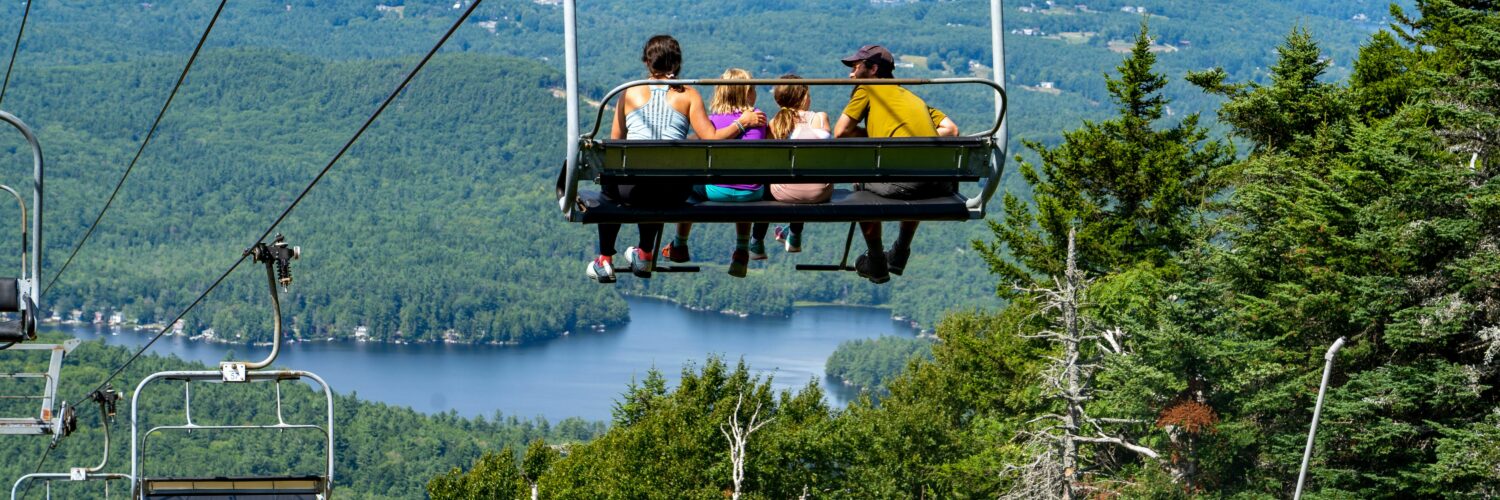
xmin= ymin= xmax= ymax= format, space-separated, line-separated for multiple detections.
xmin=0 ymin=0 xmax=1401 ymax=342
xmin=431 ymin=3 xmax=1500 ymax=497
xmin=0 ymin=335 xmax=603 ymax=499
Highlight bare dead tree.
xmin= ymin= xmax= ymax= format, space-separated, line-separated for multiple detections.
xmin=1001 ymin=228 xmax=1165 ymax=499
xmin=720 ymin=391 xmax=773 ymax=500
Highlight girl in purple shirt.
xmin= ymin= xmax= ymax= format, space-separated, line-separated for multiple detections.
xmin=664 ymin=68 xmax=770 ymax=278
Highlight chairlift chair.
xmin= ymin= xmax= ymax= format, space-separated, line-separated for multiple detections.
xmin=0 ymin=340 xmax=78 ymax=437
xmin=0 ymin=111 xmax=43 ymax=343
xmin=553 ymin=0 xmax=1011 ymax=275
xmin=130 ymin=236 xmax=334 ymax=500
xmin=11 ymin=388 xmax=133 ymax=500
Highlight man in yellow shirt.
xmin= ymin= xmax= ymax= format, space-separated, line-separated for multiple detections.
xmin=834 ymin=44 xmax=958 ymax=284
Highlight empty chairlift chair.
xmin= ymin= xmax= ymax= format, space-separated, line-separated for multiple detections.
xmin=130 ymin=236 xmax=335 ymax=500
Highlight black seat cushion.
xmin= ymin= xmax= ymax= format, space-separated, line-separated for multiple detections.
xmin=575 ymin=188 xmax=972 ymax=224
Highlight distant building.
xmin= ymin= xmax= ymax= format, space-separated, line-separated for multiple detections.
xmin=1039 ymin=81 xmax=1055 ymax=89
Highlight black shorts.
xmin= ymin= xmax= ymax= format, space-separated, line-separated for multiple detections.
xmin=856 ymin=182 xmax=957 ymax=200
xmin=602 ymin=182 xmax=692 ymax=208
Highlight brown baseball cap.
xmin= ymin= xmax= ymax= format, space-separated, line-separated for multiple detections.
xmin=841 ymin=44 xmax=894 ymax=67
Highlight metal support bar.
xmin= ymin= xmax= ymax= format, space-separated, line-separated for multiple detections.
xmin=1294 ymin=336 xmax=1346 ymax=500
xmin=970 ymin=0 xmax=1008 ymax=212
xmin=559 ymin=0 xmax=582 ymax=218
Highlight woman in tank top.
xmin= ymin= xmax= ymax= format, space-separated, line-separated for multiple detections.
xmin=588 ymin=35 xmax=766 ymax=283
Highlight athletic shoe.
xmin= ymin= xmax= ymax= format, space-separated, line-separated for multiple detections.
xmin=886 ymin=246 xmax=911 ymax=276
xmin=748 ymin=239 xmax=768 ymax=260
xmin=728 ymin=249 xmax=750 ymax=278
xmin=774 ymin=226 xmax=802 ymax=253
xmin=586 ymin=255 xmax=616 ymax=283
xmin=855 ymin=252 xmax=890 ymax=284
xmin=624 ymin=246 xmax=654 ymax=278
xmin=662 ymin=242 xmax=691 ymax=263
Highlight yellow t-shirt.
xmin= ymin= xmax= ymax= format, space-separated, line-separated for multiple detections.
xmin=842 ymin=84 xmax=947 ymax=138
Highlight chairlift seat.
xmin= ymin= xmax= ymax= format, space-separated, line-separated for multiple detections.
xmin=140 ymin=475 xmax=326 ymax=499
xmin=575 ymin=188 xmax=972 ymax=224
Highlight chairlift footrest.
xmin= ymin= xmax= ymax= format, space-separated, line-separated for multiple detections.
xmin=796 ymin=264 xmax=856 ymax=272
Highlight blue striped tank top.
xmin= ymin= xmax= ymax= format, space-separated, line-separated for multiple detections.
xmin=624 ymin=85 xmax=689 ymax=140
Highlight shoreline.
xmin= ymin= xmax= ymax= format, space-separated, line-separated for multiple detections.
xmin=47 ymin=295 xmax=920 ymax=348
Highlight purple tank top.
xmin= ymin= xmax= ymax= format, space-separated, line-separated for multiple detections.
xmin=709 ymin=112 xmax=768 ymax=191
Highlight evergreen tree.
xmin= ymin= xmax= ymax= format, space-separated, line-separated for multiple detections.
xmin=980 ymin=23 xmax=1232 ymax=291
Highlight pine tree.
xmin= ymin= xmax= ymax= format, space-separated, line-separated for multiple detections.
xmin=979 ymin=23 xmax=1232 ymax=292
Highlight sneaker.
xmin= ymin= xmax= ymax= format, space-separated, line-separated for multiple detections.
xmin=728 ymin=249 xmax=750 ymax=278
xmin=748 ymin=239 xmax=768 ymax=260
xmin=662 ymin=241 xmax=691 ymax=263
xmin=885 ymin=246 xmax=910 ymax=276
xmin=586 ymin=255 xmax=616 ymax=283
xmin=855 ymin=252 xmax=890 ymax=284
xmin=773 ymin=226 xmax=802 ymax=253
xmin=624 ymin=246 xmax=655 ymax=278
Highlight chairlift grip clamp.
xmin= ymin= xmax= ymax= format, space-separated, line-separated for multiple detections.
xmin=246 ymin=234 xmax=301 ymax=289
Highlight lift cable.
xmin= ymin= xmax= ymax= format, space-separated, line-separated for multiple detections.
xmin=24 ymin=4 xmax=486 ymax=483
xmin=41 ymin=0 xmax=229 ymax=297
xmin=0 ymin=0 xmax=33 ymax=107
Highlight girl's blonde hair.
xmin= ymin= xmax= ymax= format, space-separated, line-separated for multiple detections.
xmin=769 ymin=74 xmax=809 ymax=140
xmin=709 ymin=68 xmax=756 ymax=114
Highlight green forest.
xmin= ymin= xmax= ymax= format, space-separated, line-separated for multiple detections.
xmin=428 ymin=2 xmax=1500 ymax=497
xmin=0 ymin=334 xmax=604 ymax=499
xmin=1 ymin=0 xmax=1496 ymax=498
xmin=0 ymin=0 xmax=1400 ymax=344
xmin=824 ymin=336 xmax=934 ymax=395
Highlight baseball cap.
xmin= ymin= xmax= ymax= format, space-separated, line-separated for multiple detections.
xmin=841 ymin=45 xmax=894 ymax=67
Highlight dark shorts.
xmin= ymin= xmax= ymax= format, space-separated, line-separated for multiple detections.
xmin=856 ymin=182 xmax=957 ymax=200
xmin=602 ymin=183 xmax=692 ymax=208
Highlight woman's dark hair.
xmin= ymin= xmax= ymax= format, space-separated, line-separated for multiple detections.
xmin=642 ymin=35 xmax=684 ymax=91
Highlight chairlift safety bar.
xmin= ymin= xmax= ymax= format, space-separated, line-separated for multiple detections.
xmin=584 ymin=77 xmax=1008 ymax=141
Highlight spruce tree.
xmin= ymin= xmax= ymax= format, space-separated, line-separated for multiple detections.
xmin=979 ymin=23 xmax=1232 ymax=291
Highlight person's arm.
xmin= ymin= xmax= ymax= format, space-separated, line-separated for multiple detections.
xmin=812 ymin=111 xmax=831 ymax=133
xmin=835 ymin=86 xmax=869 ymax=138
xmin=610 ymin=94 xmax=628 ymax=140
xmin=936 ymin=117 xmax=959 ymax=137
xmin=929 ymin=107 xmax=958 ymax=136
xmin=833 ymin=113 xmax=865 ymax=138
xmin=688 ymin=94 xmax=764 ymax=140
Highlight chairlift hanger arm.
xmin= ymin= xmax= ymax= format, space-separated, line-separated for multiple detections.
xmin=585 ymin=77 xmax=1008 ymax=141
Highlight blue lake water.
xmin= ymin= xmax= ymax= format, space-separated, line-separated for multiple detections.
xmin=60 ymin=297 xmax=915 ymax=422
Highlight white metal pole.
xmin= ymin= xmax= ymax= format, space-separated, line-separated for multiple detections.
xmin=1294 ymin=336 xmax=1346 ymax=499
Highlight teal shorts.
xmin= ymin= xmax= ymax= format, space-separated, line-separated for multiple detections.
xmin=693 ymin=184 xmax=765 ymax=202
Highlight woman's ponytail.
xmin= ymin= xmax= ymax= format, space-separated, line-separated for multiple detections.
xmin=770 ymin=74 xmax=809 ymax=140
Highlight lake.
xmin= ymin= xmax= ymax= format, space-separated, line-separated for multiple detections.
xmin=59 ymin=297 xmax=916 ymax=422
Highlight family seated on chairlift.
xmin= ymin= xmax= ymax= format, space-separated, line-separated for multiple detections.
xmin=588 ymin=34 xmax=959 ymax=286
